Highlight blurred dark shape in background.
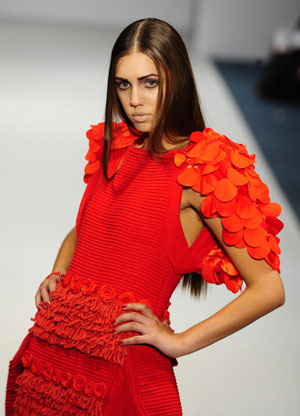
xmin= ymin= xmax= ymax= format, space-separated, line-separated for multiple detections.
xmin=257 ymin=17 xmax=300 ymax=103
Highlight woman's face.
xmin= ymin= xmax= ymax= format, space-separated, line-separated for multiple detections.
xmin=115 ymin=52 xmax=161 ymax=132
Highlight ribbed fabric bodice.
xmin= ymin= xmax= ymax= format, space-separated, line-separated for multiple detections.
xmin=69 ymin=143 xmax=185 ymax=319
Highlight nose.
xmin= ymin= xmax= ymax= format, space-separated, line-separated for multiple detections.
xmin=130 ymin=85 xmax=143 ymax=108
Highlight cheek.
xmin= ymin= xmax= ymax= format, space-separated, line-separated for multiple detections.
xmin=146 ymin=89 xmax=159 ymax=107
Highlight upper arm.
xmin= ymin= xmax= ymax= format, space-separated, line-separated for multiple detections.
xmin=70 ymin=226 xmax=77 ymax=243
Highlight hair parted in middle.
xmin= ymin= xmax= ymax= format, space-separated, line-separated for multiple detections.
xmin=103 ymin=17 xmax=205 ymax=174
xmin=102 ymin=17 xmax=207 ymax=298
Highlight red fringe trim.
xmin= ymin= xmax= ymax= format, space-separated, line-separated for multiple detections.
xmin=29 ymin=271 xmax=170 ymax=366
xmin=13 ymin=350 xmax=106 ymax=415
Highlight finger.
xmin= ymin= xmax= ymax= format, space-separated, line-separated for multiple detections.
xmin=124 ymin=303 xmax=155 ymax=318
xmin=121 ymin=334 xmax=149 ymax=345
xmin=35 ymin=289 xmax=42 ymax=309
xmin=114 ymin=312 xmax=148 ymax=326
xmin=48 ymin=278 xmax=58 ymax=301
xmin=114 ymin=322 xmax=145 ymax=335
xmin=40 ymin=284 xmax=51 ymax=304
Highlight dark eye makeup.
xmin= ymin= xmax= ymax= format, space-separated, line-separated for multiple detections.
xmin=115 ymin=79 xmax=159 ymax=90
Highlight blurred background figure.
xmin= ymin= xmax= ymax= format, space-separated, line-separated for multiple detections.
xmin=1 ymin=1 xmax=299 ymax=415
xmin=257 ymin=17 xmax=300 ymax=102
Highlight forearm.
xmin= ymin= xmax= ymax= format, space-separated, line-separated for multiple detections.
xmin=180 ymin=272 xmax=285 ymax=356
xmin=51 ymin=226 xmax=77 ymax=274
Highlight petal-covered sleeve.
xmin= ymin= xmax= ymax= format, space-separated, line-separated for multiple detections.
xmin=175 ymin=128 xmax=283 ymax=293
xmin=75 ymin=123 xmax=104 ymax=234
xmin=83 ymin=122 xmax=105 ymax=184
xmin=83 ymin=120 xmax=141 ymax=183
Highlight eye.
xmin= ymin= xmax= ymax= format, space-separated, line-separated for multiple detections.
xmin=145 ymin=79 xmax=159 ymax=88
xmin=115 ymin=81 xmax=130 ymax=90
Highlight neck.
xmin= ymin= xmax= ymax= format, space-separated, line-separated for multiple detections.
xmin=134 ymin=135 xmax=190 ymax=151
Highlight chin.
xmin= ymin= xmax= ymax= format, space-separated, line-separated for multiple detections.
xmin=132 ymin=122 xmax=151 ymax=133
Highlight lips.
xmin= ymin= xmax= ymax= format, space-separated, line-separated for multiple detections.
xmin=132 ymin=114 xmax=149 ymax=123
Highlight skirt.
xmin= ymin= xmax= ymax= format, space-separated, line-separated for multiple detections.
xmin=6 ymin=271 xmax=182 ymax=415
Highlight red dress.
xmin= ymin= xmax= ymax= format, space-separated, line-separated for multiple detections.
xmin=6 ymin=121 xmax=283 ymax=415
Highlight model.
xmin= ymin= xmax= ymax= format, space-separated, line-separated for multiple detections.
xmin=6 ymin=17 xmax=285 ymax=416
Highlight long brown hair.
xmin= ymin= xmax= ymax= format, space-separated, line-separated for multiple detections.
xmin=102 ymin=17 xmax=207 ymax=298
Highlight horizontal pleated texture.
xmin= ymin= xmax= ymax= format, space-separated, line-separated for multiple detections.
xmin=7 ymin=138 xmax=187 ymax=414
xmin=12 ymin=337 xmax=114 ymax=415
xmin=6 ymin=333 xmax=32 ymax=415
xmin=130 ymin=345 xmax=183 ymax=416
xmin=100 ymin=345 xmax=182 ymax=416
xmin=71 ymin=146 xmax=183 ymax=318
xmin=7 ymin=138 xmax=186 ymax=415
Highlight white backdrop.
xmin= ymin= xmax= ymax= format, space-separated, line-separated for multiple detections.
xmin=1 ymin=6 xmax=300 ymax=416
xmin=1 ymin=0 xmax=300 ymax=60
xmin=192 ymin=0 xmax=300 ymax=60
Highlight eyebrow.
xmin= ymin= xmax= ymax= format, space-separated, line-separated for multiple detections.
xmin=114 ymin=73 xmax=159 ymax=81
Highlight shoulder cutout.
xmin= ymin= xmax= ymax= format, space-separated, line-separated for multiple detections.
xmin=174 ymin=128 xmax=283 ymax=290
